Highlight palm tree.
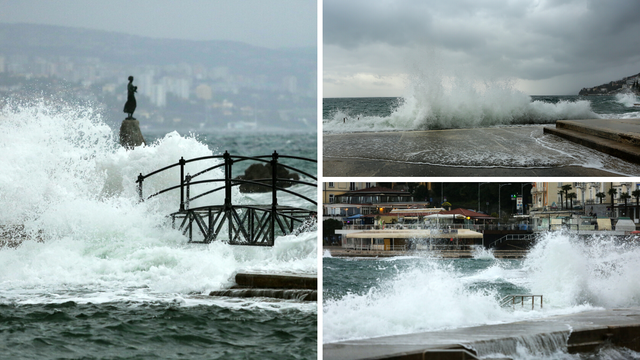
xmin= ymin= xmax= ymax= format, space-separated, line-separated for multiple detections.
xmin=596 ymin=192 xmax=606 ymax=204
xmin=567 ymin=192 xmax=578 ymax=210
xmin=608 ymin=187 xmax=617 ymax=207
xmin=632 ymin=189 xmax=640 ymax=221
xmin=557 ymin=190 xmax=564 ymax=210
xmin=561 ymin=184 xmax=573 ymax=211
xmin=620 ymin=192 xmax=631 ymax=217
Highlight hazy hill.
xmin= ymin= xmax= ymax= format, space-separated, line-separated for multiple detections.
xmin=0 ymin=23 xmax=315 ymax=79
xmin=579 ymin=72 xmax=640 ymax=96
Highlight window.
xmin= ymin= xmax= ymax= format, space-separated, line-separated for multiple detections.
xmin=350 ymin=182 xmax=356 ymax=191
xmin=366 ymin=182 xmax=372 ymax=189
xmin=329 ymin=194 xmax=334 ymax=203
xmin=328 ymin=182 xmax=334 ymax=188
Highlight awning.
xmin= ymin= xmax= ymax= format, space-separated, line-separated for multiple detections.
xmin=597 ymin=218 xmax=612 ymax=230
xmin=345 ymin=229 xmax=483 ymax=239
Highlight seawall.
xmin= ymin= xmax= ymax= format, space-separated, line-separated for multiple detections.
xmin=324 ymin=308 xmax=640 ymax=360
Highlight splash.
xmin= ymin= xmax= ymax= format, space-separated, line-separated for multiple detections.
xmin=0 ymin=99 xmax=316 ymax=306
xmin=323 ymin=260 xmax=507 ymax=343
xmin=324 ymin=232 xmax=640 ymax=344
xmin=614 ymin=92 xmax=640 ymax=108
xmin=323 ymin=68 xmax=597 ymax=133
xmin=524 ymin=231 xmax=640 ymax=309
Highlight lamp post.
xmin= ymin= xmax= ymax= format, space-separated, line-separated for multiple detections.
xmin=499 ymin=183 xmax=512 ymax=222
xmin=521 ymin=183 xmax=533 ymax=215
xmin=478 ymin=182 xmax=489 ymax=213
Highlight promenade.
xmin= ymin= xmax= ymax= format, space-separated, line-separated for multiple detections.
xmin=324 ymin=308 xmax=640 ymax=359
xmin=323 ymin=121 xmax=640 ymax=176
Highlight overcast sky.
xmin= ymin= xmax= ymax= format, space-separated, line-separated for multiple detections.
xmin=324 ymin=0 xmax=640 ymax=97
xmin=0 ymin=0 xmax=316 ymax=48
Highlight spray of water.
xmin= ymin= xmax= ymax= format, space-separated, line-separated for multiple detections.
xmin=0 ymin=99 xmax=316 ymax=306
xmin=324 ymin=232 xmax=640 ymax=344
xmin=323 ymin=65 xmax=597 ymax=132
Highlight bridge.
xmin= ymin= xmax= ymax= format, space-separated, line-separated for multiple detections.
xmin=136 ymin=151 xmax=316 ymax=246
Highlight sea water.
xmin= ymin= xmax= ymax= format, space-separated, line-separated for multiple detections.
xmin=323 ymin=232 xmax=640 ymax=359
xmin=323 ymin=92 xmax=640 ymax=175
xmin=0 ymin=100 xmax=317 ymax=359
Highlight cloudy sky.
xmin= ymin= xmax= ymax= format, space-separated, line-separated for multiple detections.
xmin=0 ymin=0 xmax=316 ymax=48
xmin=324 ymin=0 xmax=640 ymax=97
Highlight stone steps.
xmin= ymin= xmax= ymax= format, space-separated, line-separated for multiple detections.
xmin=209 ymin=272 xmax=317 ymax=302
xmin=544 ymin=118 xmax=640 ymax=164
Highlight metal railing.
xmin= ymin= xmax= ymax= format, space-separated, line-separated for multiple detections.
xmin=136 ymin=150 xmax=316 ymax=245
xmin=500 ymin=295 xmax=543 ymax=309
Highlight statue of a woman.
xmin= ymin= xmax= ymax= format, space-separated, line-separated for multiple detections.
xmin=123 ymin=76 xmax=137 ymax=119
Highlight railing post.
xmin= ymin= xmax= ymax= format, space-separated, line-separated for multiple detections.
xmin=224 ymin=151 xmax=233 ymax=241
xmin=137 ymin=173 xmax=144 ymax=202
xmin=185 ymin=174 xmax=191 ymax=210
xmin=179 ymin=157 xmax=186 ymax=211
xmin=271 ymin=150 xmax=279 ymax=243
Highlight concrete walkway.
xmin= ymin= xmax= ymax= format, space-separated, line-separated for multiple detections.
xmin=324 ymin=308 xmax=640 ymax=360
xmin=323 ymin=124 xmax=640 ymax=176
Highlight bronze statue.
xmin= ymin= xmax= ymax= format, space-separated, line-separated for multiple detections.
xmin=123 ymin=75 xmax=137 ymax=119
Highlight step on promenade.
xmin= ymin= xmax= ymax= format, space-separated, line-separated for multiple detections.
xmin=323 ymin=308 xmax=640 ymax=360
xmin=323 ymin=123 xmax=640 ymax=176
xmin=544 ymin=118 xmax=640 ymax=164
xmin=209 ymin=273 xmax=317 ymax=301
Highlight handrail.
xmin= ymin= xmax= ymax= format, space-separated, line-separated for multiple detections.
xmin=500 ymin=294 xmax=543 ymax=309
xmin=137 ymin=150 xmax=317 ymax=214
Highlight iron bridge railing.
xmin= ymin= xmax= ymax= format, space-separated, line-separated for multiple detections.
xmin=136 ymin=151 xmax=317 ymax=246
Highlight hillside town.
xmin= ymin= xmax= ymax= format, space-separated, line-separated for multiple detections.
xmin=0 ymin=24 xmax=316 ymax=132
xmin=578 ymin=73 xmax=640 ymax=96
xmin=323 ymin=182 xmax=640 ymax=257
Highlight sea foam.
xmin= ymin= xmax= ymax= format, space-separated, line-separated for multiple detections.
xmin=0 ymin=100 xmax=316 ymax=306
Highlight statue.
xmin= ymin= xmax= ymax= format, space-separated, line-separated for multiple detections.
xmin=123 ymin=75 xmax=137 ymax=119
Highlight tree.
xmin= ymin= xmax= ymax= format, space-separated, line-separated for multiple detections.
xmin=596 ymin=192 xmax=606 ymax=204
xmin=323 ymin=219 xmax=343 ymax=246
xmin=632 ymin=189 xmax=640 ymax=220
xmin=411 ymin=184 xmax=429 ymax=201
xmin=567 ymin=192 xmax=577 ymax=210
xmin=608 ymin=187 xmax=618 ymax=208
xmin=620 ymin=192 xmax=631 ymax=217
xmin=557 ymin=190 xmax=564 ymax=210
xmin=561 ymin=184 xmax=573 ymax=210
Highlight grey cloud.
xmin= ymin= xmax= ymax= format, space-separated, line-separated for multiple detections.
xmin=324 ymin=0 xmax=640 ymax=90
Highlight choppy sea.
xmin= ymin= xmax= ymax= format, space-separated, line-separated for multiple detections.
xmin=323 ymin=93 xmax=640 ymax=132
xmin=0 ymin=100 xmax=317 ymax=359
xmin=323 ymin=232 xmax=640 ymax=359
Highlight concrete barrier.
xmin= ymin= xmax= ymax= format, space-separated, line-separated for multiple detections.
xmin=323 ymin=308 xmax=640 ymax=360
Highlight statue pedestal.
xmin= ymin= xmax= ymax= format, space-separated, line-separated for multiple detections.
xmin=119 ymin=118 xmax=146 ymax=150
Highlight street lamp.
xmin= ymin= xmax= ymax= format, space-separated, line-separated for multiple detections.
xmin=521 ymin=183 xmax=533 ymax=215
xmin=499 ymin=183 xmax=512 ymax=222
xmin=478 ymin=183 xmax=489 ymax=213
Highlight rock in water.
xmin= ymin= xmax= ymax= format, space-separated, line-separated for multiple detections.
xmin=236 ymin=163 xmax=300 ymax=193
xmin=119 ymin=119 xmax=146 ymax=149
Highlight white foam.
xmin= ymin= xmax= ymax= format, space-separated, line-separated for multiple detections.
xmin=0 ymin=100 xmax=316 ymax=307
xmin=324 ymin=232 xmax=640 ymax=344
xmin=324 ymin=71 xmax=597 ymax=132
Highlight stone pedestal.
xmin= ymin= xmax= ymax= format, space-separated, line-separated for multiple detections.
xmin=119 ymin=119 xmax=146 ymax=150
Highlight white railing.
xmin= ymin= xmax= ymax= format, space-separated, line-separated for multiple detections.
xmin=500 ymin=295 xmax=543 ymax=310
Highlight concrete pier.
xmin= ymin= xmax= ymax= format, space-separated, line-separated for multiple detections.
xmin=209 ymin=272 xmax=317 ymax=301
xmin=544 ymin=118 xmax=640 ymax=164
xmin=323 ymin=308 xmax=640 ymax=360
xmin=323 ymin=125 xmax=640 ymax=176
